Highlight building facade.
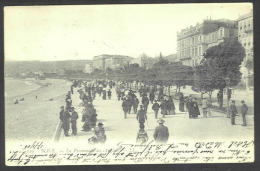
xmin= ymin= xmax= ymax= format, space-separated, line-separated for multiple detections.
xmin=83 ymin=62 xmax=93 ymax=73
xmin=238 ymin=9 xmax=253 ymax=65
xmin=237 ymin=9 xmax=253 ymax=90
xmin=177 ymin=19 xmax=238 ymax=67
xmin=92 ymin=54 xmax=133 ymax=71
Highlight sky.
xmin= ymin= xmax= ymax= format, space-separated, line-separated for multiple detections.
xmin=4 ymin=3 xmax=252 ymax=61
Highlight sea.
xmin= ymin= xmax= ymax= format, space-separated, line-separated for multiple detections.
xmin=5 ymin=78 xmax=41 ymax=98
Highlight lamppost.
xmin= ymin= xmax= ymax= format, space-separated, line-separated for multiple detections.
xmin=225 ymin=77 xmax=231 ymax=118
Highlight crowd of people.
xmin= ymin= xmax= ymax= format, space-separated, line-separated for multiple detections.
xmin=58 ymin=79 xmax=249 ymax=145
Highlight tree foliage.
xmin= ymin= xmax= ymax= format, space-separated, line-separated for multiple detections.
xmin=194 ymin=38 xmax=245 ymax=96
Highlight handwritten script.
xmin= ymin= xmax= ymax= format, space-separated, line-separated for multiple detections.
xmin=6 ymin=140 xmax=254 ymax=165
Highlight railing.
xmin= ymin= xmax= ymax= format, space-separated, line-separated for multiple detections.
xmin=52 ymin=121 xmax=62 ymax=142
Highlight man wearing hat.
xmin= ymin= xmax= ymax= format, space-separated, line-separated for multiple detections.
xmin=137 ymin=105 xmax=147 ymax=128
xmin=152 ymin=100 xmax=160 ymax=119
xmin=230 ymin=100 xmax=238 ymax=125
xmin=142 ymin=94 xmax=149 ymax=112
xmin=122 ymin=98 xmax=129 ymax=119
xmin=70 ymin=107 xmax=78 ymax=135
xmin=133 ymin=96 xmax=139 ymax=114
xmin=153 ymin=118 xmax=169 ymax=143
xmin=241 ymin=100 xmax=248 ymax=126
xmin=62 ymin=107 xmax=71 ymax=137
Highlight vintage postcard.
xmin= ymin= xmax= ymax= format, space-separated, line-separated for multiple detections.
xmin=4 ymin=3 xmax=254 ymax=165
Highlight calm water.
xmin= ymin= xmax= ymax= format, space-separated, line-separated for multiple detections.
xmin=5 ymin=78 xmax=41 ymax=98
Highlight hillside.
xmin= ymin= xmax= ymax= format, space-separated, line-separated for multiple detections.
xmin=5 ymin=60 xmax=92 ymax=75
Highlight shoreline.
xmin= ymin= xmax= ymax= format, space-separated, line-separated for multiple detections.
xmin=5 ymin=78 xmax=71 ymax=141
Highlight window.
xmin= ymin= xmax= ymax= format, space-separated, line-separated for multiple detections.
xmin=220 ymin=29 xmax=223 ymax=37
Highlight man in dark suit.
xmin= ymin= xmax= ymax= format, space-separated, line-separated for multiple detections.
xmin=137 ymin=105 xmax=147 ymax=128
xmin=153 ymin=118 xmax=169 ymax=143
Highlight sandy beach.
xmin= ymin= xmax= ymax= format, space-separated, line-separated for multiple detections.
xmin=5 ymin=78 xmax=71 ymax=141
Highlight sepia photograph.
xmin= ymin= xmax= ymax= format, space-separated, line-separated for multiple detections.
xmin=4 ymin=3 xmax=254 ymax=165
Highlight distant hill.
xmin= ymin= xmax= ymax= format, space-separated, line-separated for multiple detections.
xmin=5 ymin=60 xmax=92 ymax=75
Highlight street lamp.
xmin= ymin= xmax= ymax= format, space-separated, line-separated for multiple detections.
xmin=225 ymin=77 xmax=231 ymax=118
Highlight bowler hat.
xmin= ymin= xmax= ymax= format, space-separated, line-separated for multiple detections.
xmin=98 ymin=122 xmax=104 ymax=126
xmin=157 ymin=118 xmax=165 ymax=124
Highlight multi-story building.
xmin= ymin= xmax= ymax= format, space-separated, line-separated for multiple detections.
xmin=238 ymin=9 xmax=253 ymax=64
xmin=92 ymin=54 xmax=133 ymax=71
xmin=177 ymin=19 xmax=237 ymax=67
xmin=83 ymin=62 xmax=93 ymax=73
xmin=237 ymin=9 xmax=253 ymax=90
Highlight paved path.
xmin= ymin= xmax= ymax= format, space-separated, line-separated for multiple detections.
xmin=59 ymin=87 xmax=254 ymax=144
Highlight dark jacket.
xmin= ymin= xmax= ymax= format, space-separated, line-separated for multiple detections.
xmin=160 ymin=100 xmax=167 ymax=110
xmin=142 ymin=96 xmax=149 ymax=106
xmin=71 ymin=111 xmax=78 ymax=121
xmin=152 ymin=102 xmax=160 ymax=111
xmin=108 ymin=90 xmax=112 ymax=96
xmin=190 ymin=101 xmax=200 ymax=116
xmin=153 ymin=125 xmax=169 ymax=143
xmin=60 ymin=109 xmax=65 ymax=122
xmin=62 ymin=110 xmax=71 ymax=131
xmin=167 ymin=98 xmax=175 ymax=110
xmin=230 ymin=104 xmax=238 ymax=116
xmin=122 ymin=101 xmax=128 ymax=112
xmin=133 ymin=98 xmax=139 ymax=107
xmin=241 ymin=104 xmax=248 ymax=115
xmin=137 ymin=109 xmax=147 ymax=123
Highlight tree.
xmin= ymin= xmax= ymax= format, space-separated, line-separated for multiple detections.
xmin=194 ymin=62 xmax=216 ymax=102
xmin=194 ymin=38 xmax=245 ymax=105
xmin=163 ymin=63 xmax=194 ymax=94
xmin=151 ymin=59 xmax=194 ymax=95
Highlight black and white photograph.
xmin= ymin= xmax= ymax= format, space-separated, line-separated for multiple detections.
xmin=4 ymin=3 xmax=254 ymax=165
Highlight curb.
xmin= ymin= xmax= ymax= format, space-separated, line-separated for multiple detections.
xmin=52 ymin=120 xmax=62 ymax=142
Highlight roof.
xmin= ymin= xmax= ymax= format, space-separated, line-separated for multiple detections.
xmin=177 ymin=19 xmax=237 ymax=40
